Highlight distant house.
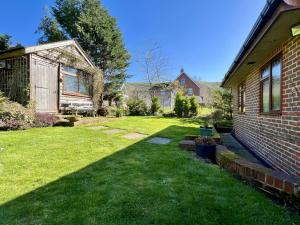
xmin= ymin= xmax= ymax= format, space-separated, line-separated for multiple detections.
xmin=176 ymin=69 xmax=204 ymax=104
xmin=221 ymin=0 xmax=300 ymax=176
xmin=0 ymin=40 xmax=96 ymax=113
xmin=149 ymin=82 xmax=177 ymax=110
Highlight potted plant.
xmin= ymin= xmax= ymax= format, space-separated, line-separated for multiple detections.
xmin=195 ymin=137 xmax=216 ymax=162
xmin=199 ymin=117 xmax=213 ymax=137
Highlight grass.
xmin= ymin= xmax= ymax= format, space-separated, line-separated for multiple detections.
xmin=0 ymin=116 xmax=299 ymax=225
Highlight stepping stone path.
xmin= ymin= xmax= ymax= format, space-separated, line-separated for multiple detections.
xmin=103 ymin=129 xmax=126 ymax=134
xmin=122 ymin=133 xmax=148 ymax=140
xmin=147 ymin=137 xmax=171 ymax=145
xmin=88 ymin=126 xmax=108 ymax=130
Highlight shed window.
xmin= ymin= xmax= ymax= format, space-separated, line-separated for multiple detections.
xmin=187 ymin=88 xmax=193 ymax=96
xmin=238 ymin=82 xmax=245 ymax=113
xmin=63 ymin=66 xmax=92 ymax=96
xmin=181 ymin=79 xmax=186 ymax=85
xmin=260 ymin=57 xmax=282 ymax=113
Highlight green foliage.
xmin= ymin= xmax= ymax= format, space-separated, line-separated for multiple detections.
xmin=210 ymin=89 xmax=233 ymax=119
xmin=0 ymin=34 xmax=11 ymax=51
xmin=174 ymin=92 xmax=183 ymax=117
xmin=150 ymin=96 xmax=160 ymax=115
xmin=38 ymin=0 xmax=131 ymax=103
xmin=127 ymin=99 xmax=148 ymax=116
xmin=189 ymin=96 xmax=199 ymax=116
xmin=182 ymin=96 xmax=191 ymax=118
xmin=36 ymin=12 xmax=67 ymax=44
xmin=115 ymin=108 xmax=123 ymax=117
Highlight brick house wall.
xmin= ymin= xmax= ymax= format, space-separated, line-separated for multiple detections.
xmin=231 ymin=36 xmax=300 ymax=177
xmin=176 ymin=73 xmax=200 ymax=96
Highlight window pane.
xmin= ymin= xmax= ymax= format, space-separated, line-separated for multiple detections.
xmin=63 ymin=66 xmax=78 ymax=75
xmin=181 ymin=79 xmax=185 ymax=85
xmin=188 ymin=88 xmax=193 ymax=96
xmin=261 ymin=66 xmax=270 ymax=79
xmin=262 ymin=79 xmax=270 ymax=112
xmin=272 ymin=59 xmax=281 ymax=110
xmin=79 ymin=73 xmax=91 ymax=95
xmin=64 ymin=74 xmax=78 ymax=93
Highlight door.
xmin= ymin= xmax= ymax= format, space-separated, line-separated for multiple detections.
xmin=32 ymin=59 xmax=58 ymax=112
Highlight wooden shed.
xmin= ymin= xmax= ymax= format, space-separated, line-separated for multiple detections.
xmin=0 ymin=40 xmax=96 ymax=113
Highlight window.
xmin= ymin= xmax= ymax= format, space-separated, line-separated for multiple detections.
xmin=238 ymin=82 xmax=246 ymax=113
xmin=63 ymin=66 xmax=92 ymax=96
xmin=181 ymin=79 xmax=186 ymax=85
xmin=187 ymin=88 xmax=193 ymax=96
xmin=260 ymin=57 xmax=282 ymax=113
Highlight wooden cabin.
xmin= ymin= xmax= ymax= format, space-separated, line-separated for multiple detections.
xmin=0 ymin=40 xmax=96 ymax=113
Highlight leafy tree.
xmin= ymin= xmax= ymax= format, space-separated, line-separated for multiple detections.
xmin=182 ymin=96 xmax=191 ymax=118
xmin=150 ymin=96 xmax=160 ymax=115
xmin=37 ymin=0 xmax=130 ymax=104
xmin=36 ymin=14 xmax=66 ymax=44
xmin=210 ymin=89 xmax=233 ymax=119
xmin=174 ymin=92 xmax=183 ymax=118
xmin=0 ymin=34 xmax=11 ymax=51
xmin=190 ymin=96 xmax=199 ymax=116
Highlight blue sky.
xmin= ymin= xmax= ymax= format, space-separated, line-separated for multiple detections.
xmin=0 ymin=0 xmax=265 ymax=82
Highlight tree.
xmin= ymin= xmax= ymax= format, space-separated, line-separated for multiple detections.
xmin=190 ymin=96 xmax=199 ymax=116
xmin=36 ymin=14 xmax=66 ymax=44
xmin=182 ymin=96 xmax=191 ymax=118
xmin=210 ymin=89 xmax=233 ymax=119
xmin=139 ymin=43 xmax=169 ymax=94
xmin=0 ymin=34 xmax=11 ymax=51
xmin=150 ymin=96 xmax=160 ymax=115
xmin=174 ymin=92 xmax=183 ymax=118
xmin=37 ymin=0 xmax=130 ymax=104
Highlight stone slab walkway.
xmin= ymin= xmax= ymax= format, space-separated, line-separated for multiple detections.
xmin=220 ymin=133 xmax=268 ymax=167
xmin=122 ymin=133 xmax=148 ymax=140
xmin=88 ymin=126 xmax=108 ymax=130
xmin=103 ymin=129 xmax=126 ymax=134
xmin=147 ymin=137 xmax=171 ymax=145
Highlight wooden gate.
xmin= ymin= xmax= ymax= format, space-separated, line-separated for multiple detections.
xmin=31 ymin=58 xmax=58 ymax=112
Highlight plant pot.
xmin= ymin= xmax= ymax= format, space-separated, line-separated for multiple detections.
xmin=196 ymin=143 xmax=216 ymax=163
xmin=200 ymin=126 xmax=213 ymax=137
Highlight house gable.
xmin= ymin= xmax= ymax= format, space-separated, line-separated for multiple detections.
xmin=175 ymin=70 xmax=200 ymax=97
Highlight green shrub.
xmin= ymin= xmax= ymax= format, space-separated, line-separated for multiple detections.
xmin=127 ymin=99 xmax=148 ymax=116
xmin=97 ymin=107 xmax=109 ymax=117
xmin=162 ymin=111 xmax=177 ymax=118
xmin=67 ymin=116 xmax=79 ymax=123
xmin=115 ymin=108 xmax=123 ymax=117
xmin=190 ymin=96 xmax=199 ymax=116
xmin=150 ymin=96 xmax=160 ymax=115
xmin=174 ymin=92 xmax=183 ymax=117
xmin=182 ymin=96 xmax=191 ymax=118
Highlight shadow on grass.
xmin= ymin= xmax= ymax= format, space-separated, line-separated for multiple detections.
xmin=0 ymin=125 xmax=299 ymax=225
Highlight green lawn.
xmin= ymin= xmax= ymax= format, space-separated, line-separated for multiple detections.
xmin=0 ymin=116 xmax=299 ymax=225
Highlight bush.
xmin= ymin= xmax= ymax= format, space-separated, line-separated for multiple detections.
xmin=211 ymin=110 xmax=223 ymax=123
xmin=97 ymin=107 xmax=109 ymax=117
xmin=174 ymin=92 xmax=183 ymax=117
xmin=127 ymin=99 xmax=148 ymax=116
xmin=34 ymin=113 xmax=58 ymax=127
xmin=182 ymin=97 xmax=191 ymax=118
xmin=190 ymin=96 xmax=199 ymax=116
xmin=66 ymin=116 xmax=79 ymax=123
xmin=150 ymin=96 xmax=160 ymax=115
xmin=162 ymin=111 xmax=177 ymax=118
xmin=0 ymin=100 xmax=36 ymax=130
xmin=115 ymin=108 xmax=123 ymax=117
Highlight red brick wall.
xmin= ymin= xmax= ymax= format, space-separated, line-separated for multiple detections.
xmin=176 ymin=73 xmax=200 ymax=96
xmin=231 ymin=36 xmax=300 ymax=177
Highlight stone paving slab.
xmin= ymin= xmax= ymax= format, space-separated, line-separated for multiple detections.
xmin=122 ymin=133 xmax=148 ymax=140
xmin=220 ymin=133 xmax=268 ymax=167
xmin=147 ymin=137 xmax=171 ymax=145
xmin=103 ymin=129 xmax=126 ymax=134
xmin=88 ymin=126 xmax=108 ymax=130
